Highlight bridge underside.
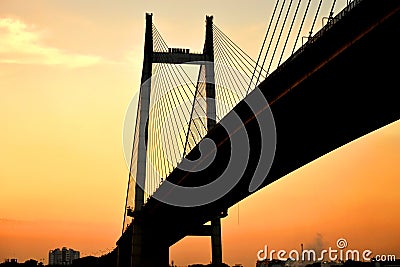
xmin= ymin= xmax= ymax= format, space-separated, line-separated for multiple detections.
xmin=118 ymin=0 xmax=400 ymax=266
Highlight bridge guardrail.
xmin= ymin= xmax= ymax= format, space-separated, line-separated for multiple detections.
xmin=274 ymin=0 xmax=363 ymax=76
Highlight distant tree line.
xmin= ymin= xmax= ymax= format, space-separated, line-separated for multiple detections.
xmin=0 ymin=259 xmax=43 ymax=267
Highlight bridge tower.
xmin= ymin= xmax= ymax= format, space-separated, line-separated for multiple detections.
xmin=123 ymin=13 xmax=224 ymax=267
xmin=130 ymin=12 xmax=154 ymax=267
xmin=204 ymin=15 xmax=223 ymax=266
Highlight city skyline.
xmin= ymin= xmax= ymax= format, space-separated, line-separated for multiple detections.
xmin=1 ymin=1 xmax=399 ymax=267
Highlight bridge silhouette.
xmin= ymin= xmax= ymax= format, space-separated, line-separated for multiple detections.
xmin=111 ymin=0 xmax=400 ymax=266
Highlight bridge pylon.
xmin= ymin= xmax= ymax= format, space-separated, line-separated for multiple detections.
xmin=204 ymin=15 xmax=224 ymax=266
xmin=118 ymin=13 xmax=226 ymax=267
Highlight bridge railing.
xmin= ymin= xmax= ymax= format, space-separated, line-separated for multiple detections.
xmin=275 ymin=0 xmax=363 ymax=75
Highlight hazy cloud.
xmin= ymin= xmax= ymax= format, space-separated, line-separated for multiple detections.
xmin=306 ymin=233 xmax=325 ymax=254
xmin=0 ymin=218 xmax=30 ymax=225
xmin=0 ymin=17 xmax=101 ymax=68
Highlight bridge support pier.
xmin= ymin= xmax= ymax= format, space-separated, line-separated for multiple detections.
xmin=130 ymin=218 xmax=170 ymax=267
xmin=211 ymin=217 xmax=222 ymax=265
xmin=142 ymin=241 xmax=169 ymax=267
xmin=187 ymin=213 xmax=226 ymax=265
xmin=131 ymin=221 xmax=143 ymax=267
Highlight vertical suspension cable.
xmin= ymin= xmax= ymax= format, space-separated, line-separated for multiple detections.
xmin=155 ymin=25 xmax=208 ymax=124
xmin=308 ymin=0 xmax=323 ymax=38
xmin=213 ymin=25 xmax=267 ymax=81
xmin=183 ymin=65 xmax=204 ymax=158
xmin=152 ymin=32 xmax=209 ymax=160
xmin=147 ymin=30 xmax=166 ymax=196
xmin=266 ymin=0 xmax=294 ymax=75
xmin=152 ymin=48 xmax=170 ymax=185
xmin=292 ymin=0 xmax=313 ymax=54
xmin=214 ymin=40 xmax=247 ymax=109
xmin=258 ymin=0 xmax=286 ymax=80
xmin=149 ymin=26 xmax=165 ymax=189
xmin=329 ymin=0 xmax=337 ymax=21
xmin=152 ymin=24 xmax=211 ymax=181
xmin=186 ymin=64 xmax=208 ymax=152
xmin=247 ymin=0 xmax=281 ymax=95
xmin=157 ymin=66 xmax=175 ymax=178
xmin=149 ymin=26 xmax=174 ymax=195
xmin=148 ymin=63 xmax=165 ymax=195
xmin=277 ymin=0 xmax=302 ymax=66
xmin=213 ymin=26 xmax=266 ymax=92
xmin=158 ymin=65 xmax=182 ymax=172
xmin=151 ymin=28 xmax=179 ymax=179
xmin=214 ymin=35 xmax=247 ymax=102
xmin=215 ymin=34 xmax=248 ymax=103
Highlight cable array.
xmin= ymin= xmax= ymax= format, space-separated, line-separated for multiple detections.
xmin=123 ymin=0 xmax=358 ymax=232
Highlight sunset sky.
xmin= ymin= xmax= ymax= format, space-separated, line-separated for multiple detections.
xmin=1 ymin=1 xmax=399 ymax=267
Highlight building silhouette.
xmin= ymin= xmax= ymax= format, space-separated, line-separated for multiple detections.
xmin=49 ymin=247 xmax=80 ymax=265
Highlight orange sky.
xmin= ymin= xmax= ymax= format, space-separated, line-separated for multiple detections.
xmin=1 ymin=1 xmax=399 ymax=267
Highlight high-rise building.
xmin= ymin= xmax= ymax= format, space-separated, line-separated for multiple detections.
xmin=49 ymin=247 xmax=80 ymax=265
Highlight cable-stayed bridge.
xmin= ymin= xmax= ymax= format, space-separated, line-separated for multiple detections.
xmin=112 ymin=0 xmax=400 ymax=266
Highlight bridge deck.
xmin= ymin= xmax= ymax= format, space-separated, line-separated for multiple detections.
xmin=119 ymin=0 xmax=400 ymax=249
